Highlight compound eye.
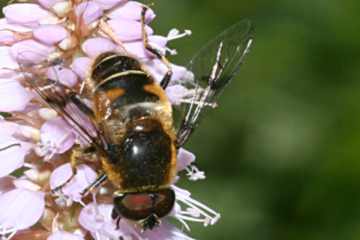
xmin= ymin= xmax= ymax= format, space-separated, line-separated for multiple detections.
xmin=113 ymin=189 xmax=175 ymax=221
xmin=114 ymin=193 xmax=154 ymax=220
xmin=152 ymin=189 xmax=175 ymax=218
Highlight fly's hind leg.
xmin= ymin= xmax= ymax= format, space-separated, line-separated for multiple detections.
xmin=141 ymin=6 xmax=173 ymax=89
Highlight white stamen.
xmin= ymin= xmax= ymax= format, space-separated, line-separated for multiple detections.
xmin=20 ymin=126 xmax=40 ymax=141
xmin=167 ymin=29 xmax=192 ymax=41
xmin=0 ymin=226 xmax=17 ymax=240
xmin=173 ymin=186 xmax=221 ymax=227
xmin=165 ymin=47 xmax=178 ymax=55
xmin=51 ymin=1 xmax=72 ymax=18
xmin=185 ymin=165 xmax=206 ymax=181
xmin=162 ymin=29 xmax=192 ymax=56
xmin=38 ymin=108 xmax=58 ymax=120
xmin=176 ymin=216 xmax=191 ymax=232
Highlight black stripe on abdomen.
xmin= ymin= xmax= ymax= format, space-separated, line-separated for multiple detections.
xmin=97 ymin=73 xmax=159 ymax=108
xmin=91 ymin=53 xmax=142 ymax=82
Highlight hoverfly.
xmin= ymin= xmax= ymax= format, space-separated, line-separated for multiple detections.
xmin=23 ymin=6 xmax=253 ymax=230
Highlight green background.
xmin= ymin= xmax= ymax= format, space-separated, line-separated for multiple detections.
xmin=152 ymin=1 xmax=360 ymax=239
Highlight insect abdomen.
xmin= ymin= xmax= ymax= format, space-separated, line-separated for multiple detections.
xmin=106 ymin=118 xmax=176 ymax=191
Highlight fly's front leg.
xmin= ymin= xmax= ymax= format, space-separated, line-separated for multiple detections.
xmin=81 ymin=173 xmax=108 ymax=197
xmin=51 ymin=146 xmax=96 ymax=193
xmin=141 ymin=6 xmax=173 ymax=89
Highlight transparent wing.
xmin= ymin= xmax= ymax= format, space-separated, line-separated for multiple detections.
xmin=176 ymin=20 xmax=254 ymax=147
xmin=14 ymin=51 xmax=106 ymax=150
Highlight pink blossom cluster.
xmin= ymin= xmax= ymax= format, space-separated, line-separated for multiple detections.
xmin=0 ymin=0 xmax=219 ymax=240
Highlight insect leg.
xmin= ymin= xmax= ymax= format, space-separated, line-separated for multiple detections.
xmin=51 ymin=149 xmax=80 ymax=193
xmin=0 ymin=143 xmax=21 ymax=151
xmin=51 ymin=145 xmax=97 ymax=193
xmin=81 ymin=173 xmax=108 ymax=196
xmin=98 ymin=19 xmax=128 ymax=54
xmin=141 ymin=6 xmax=173 ymax=89
xmin=176 ymin=122 xmax=194 ymax=148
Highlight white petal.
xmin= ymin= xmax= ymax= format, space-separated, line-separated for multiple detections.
xmin=3 ymin=3 xmax=53 ymax=27
xmin=0 ymin=46 xmax=19 ymax=75
xmin=176 ymin=148 xmax=195 ymax=172
xmin=79 ymin=203 xmax=136 ymax=240
xmin=141 ymin=221 xmax=195 ymax=240
xmin=40 ymin=117 xmax=76 ymax=154
xmin=0 ymin=121 xmax=19 ymax=136
xmin=48 ymin=231 xmax=84 ymax=240
xmin=0 ymin=136 xmax=31 ymax=177
xmin=0 ymin=188 xmax=45 ymax=230
xmin=0 ymin=78 xmax=33 ymax=112
xmin=50 ymin=163 xmax=97 ymax=202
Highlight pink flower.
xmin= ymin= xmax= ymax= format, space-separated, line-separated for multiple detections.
xmin=48 ymin=231 xmax=84 ymax=240
xmin=0 ymin=0 xmax=220 ymax=239
xmin=50 ymin=163 xmax=97 ymax=204
xmin=0 ymin=178 xmax=45 ymax=236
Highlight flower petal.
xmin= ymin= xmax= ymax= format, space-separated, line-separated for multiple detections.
xmin=38 ymin=0 xmax=61 ymax=9
xmin=13 ymin=179 xmax=42 ymax=191
xmin=78 ymin=203 xmax=113 ymax=232
xmin=71 ymin=57 xmax=91 ymax=80
xmin=0 ymin=30 xmax=16 ymax=45
xmin=0 ymin=136 xmax=31 ymax=177
xmin=141 ymin=221 xmax=195 ymax=240
xmin=10 ymin=39 xmax=55 ymax=65
xmin=145 ymin=59 xmax=191 ymax=84
xmin=0 ymin=18 xmax=32 ymax=33
xmin=75 ymin=1 xmax=103 ymax=25
xmin=165 ymin=84 xmax=194 ymax=106
xmin=107 ymin=19 xmax=153 ymax=42
xmin=123 ymin=36 xmax=166 ymax=59
xmin=33 ymin=24 xmax=68 ymax=45
xmin=48 ymin=231 xmax=84 ymax=240
xmin=0 ymin=78 xmax=33 ymax=112
xmin=176 ymin=148 xmax=195 ymax=172
xmin=47 ymin=66 xmax=78 ymax=87
xmin=82 ymin=37 xmax=116 ymax=57
xmin=0 ymin=188 xmax=45 ymax=230
xmin=108 ymin=1 xmax=156 ymax=23
xmin=40 ymin=117 xmax=76 ymax=154
xmin=3 ymin=3 xmax=53 ymax=27
xmin=94 ymin=0 xmax=126 ymax=10
xmin=0 ymin=121 xmax=19 ymax=136
xmin=50 ymin=163 xmax=97 ymax=202
xmin=0 ymin=46 xmax=19 ymax=76
xmin=79 ymin=203 xmax=137 ymax=239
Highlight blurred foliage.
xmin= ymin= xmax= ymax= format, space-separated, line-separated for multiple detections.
xmin=1 ymin=0 xmax=360 ymax=239
xmin=151 ymin=0 xmax=360 ymax=239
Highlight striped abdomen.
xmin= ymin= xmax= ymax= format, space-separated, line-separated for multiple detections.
xmin=90 ymin=52 xmax=161 ymax=117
